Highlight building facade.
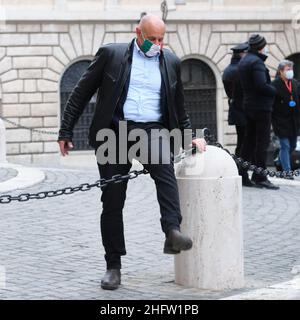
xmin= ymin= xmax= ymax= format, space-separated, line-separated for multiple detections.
xmin=0 ymin=0 xmax=300 ymax=165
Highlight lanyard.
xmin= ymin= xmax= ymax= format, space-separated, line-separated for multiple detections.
xmin=284 ymin=80 xmax=293 ymax=100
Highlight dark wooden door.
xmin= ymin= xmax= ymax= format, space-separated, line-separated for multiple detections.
xmin=181 ymin=59 xmax=217 ymax=137
xmin=60 ymin=60 xmax=95 ymax=151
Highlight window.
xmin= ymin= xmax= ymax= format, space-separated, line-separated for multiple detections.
xmin=60 ymin=60 xmax=96 ymax=151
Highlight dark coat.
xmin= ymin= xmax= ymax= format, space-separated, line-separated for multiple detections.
xmin=58 ymin=39 xmax=194 ymax=148
xmin=238 ymin=49 xmax=276 ymax=113
xmin=222 ymin=57 xmax=246 ymax=126
xmin=271 ymin=77 xmax=300 ymax=138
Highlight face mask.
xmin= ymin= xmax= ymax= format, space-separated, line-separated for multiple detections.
xmin=140 ymin=32 xmax=161 ymax=57
xmin=263 ymin=46 xmax=269 ymax=55
xmin=285 ymin=70 xmax=294 ymax=80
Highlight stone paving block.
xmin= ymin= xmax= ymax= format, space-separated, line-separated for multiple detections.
xmin=1 ymin=168 xmax=300 ymax=299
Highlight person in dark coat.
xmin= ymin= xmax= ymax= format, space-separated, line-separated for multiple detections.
xmin=222 ymin=42 xmax=248 ymax=157
xmin=272 ymin=60 xmax=300 ymax=179
xmin=238 ymin=34 xmax=279 ymax=189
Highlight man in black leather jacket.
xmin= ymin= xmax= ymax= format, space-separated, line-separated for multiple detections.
xmin=238 ymin=34 xmax=279 ymax=189
xmin=57 ymin=14 xmax=206 ymax=290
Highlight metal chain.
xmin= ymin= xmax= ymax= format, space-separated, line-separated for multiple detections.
xmin=204 ymin=131 xmax=300 ymax=179
xmin=0 ymin=115 xmax=87 ymax=136
xmin=1 ymin=129 xmax=300 ymax=204
xmin=0 ymin=115 xmax=59 ymax=135
xmin=0 ymin=146 xmax=197 ymax=204
xmin=0 ymin=168 xmax=150 ymax=204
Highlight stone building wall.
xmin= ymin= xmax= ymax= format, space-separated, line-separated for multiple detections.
xmin=0 ymin=15 xmax=300 ymax=163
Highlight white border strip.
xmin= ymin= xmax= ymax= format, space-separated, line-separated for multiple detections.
xmin=222 ymin=277 xmax=300 ymax=300
xmin=0 ymin=162 xmax=45 ymax=193
xmin=269 ymin=177 xmax=300 ymax=187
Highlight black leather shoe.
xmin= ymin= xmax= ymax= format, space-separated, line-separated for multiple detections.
xmin=164 ymin=229 xmax=193 ymax=254
xmin=255 ymin=180 xmax=280 ymax=190
xmin=242 ymin=178 xmax=256 ymax=187
xmin=101 ymin=269 xmax=121 ymax=290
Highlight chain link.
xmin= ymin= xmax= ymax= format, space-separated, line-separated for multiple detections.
xmin=204 ymin=132 xmax=300 ymax=179
xmin=1 ymin=128 xmax=300 ymax=204
xmin=0 ymin=168 xmax=150 ymax=204
xmin=0 ymin=147 xmax=194 ymax=204
xmin=0 ymin=115 xmax=86 ymax=135
xmin=0 ymin=115 xmax=59 ymax=135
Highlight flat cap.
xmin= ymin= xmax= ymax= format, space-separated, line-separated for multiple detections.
xmin=230 ymin=42 xmax=249 ymax=53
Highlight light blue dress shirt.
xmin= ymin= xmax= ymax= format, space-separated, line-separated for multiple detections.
xmin=123 ymin=39 xmax=162 ymax=123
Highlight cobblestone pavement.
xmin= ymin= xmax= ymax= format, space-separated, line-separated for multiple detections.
xmin=0 ymin=168 xmax=18 ymax=183
xmin=0 ymin=164 xmax=300 ymax=300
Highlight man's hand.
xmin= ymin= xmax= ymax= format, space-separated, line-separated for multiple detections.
xmin=57 ymin=140 xmax=74 ymax=156
xmin=192 ymin=138 xmax=207 ymax=153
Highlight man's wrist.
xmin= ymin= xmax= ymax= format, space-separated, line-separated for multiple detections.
xmin=58 ymin=129 xmax=73 ymax=142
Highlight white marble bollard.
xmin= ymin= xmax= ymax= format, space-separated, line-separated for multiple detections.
xmin=174 ymin=145 xmax=244 ymax=290
xmin=0 ymin=118 xmax=7 ymax=163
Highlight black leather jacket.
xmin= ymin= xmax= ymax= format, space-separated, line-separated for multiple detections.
xmin=58 ymin=39 xmax=194 ymax=148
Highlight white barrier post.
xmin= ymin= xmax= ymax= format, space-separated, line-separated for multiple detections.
xmin=174 ymin=145 xmax=244 ymax=290
xmin=0 ymin=118 xmax=7 ymax=163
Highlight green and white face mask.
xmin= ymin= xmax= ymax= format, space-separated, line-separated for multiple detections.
xmin=140 ymin=31 xmax=161 ymax=57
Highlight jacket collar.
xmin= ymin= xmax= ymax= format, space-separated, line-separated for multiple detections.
xmin=277 ymin=76 xmax=296 ymax=91
xmin=124 ymin=38 xmax=135 ymax=62
xmin=248 ymin=48 xmax=268 ymax=62
xmin=231 ymin=56 xmax=241 ymax=64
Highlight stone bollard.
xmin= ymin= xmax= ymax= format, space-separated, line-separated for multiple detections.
xmin=174 ymin=145 xmax=244 ymax=290
xmin=0 ymin=118 xmax=7 ymax=163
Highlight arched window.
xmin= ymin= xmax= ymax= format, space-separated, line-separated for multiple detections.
xmin=181 ymin=59 xmax=217 ymax=137
xmin=60 ymin=60 xmax=96 ymax=151
xmin=286 ymin=53 xmax=300 ymax=82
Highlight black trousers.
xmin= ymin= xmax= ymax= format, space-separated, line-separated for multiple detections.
xmin=235 ymin=125 xmax=246 ymax=158
xmin=240 ymin=111 xmax=271 ymax=182
xmin=95 ymin=121 xmax=182 ymax=269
